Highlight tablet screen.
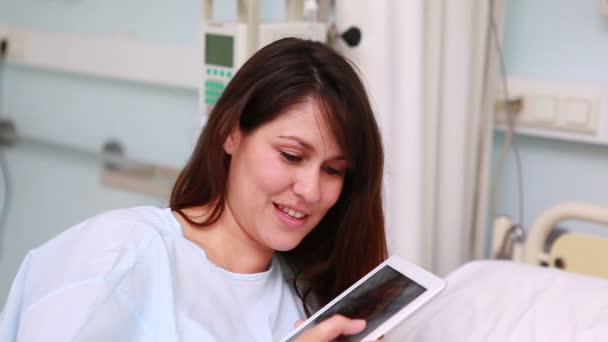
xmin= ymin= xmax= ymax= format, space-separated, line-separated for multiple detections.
xmin=286 ymin=265 xmax=427 ymax=341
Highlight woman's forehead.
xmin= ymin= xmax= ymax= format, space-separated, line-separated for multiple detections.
xmin=264 ymin=101 xmax=344 ymax=156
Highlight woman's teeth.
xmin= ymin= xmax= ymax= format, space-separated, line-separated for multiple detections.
xmin=278 ymin=205 xmax=305 ymax=219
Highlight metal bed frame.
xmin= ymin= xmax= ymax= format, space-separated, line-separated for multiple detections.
xmin=492 ymin=202 xmax=608 ymax=279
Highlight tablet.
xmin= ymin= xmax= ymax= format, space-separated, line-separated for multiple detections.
xmin=280 ymin=255 xmax=446 ymax=342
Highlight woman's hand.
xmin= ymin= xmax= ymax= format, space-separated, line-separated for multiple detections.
xmin=294 ymin=315 xmax=366 ymax=342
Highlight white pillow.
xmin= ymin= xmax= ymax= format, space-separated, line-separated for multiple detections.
xmin=387 ymin=260 xmax=608 ymax=342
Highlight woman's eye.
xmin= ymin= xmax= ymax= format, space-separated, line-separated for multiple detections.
xmin=323 ymin=166 xmax=343 ymax=176
xmin=280 ymin=151 xmax=302 ymax=163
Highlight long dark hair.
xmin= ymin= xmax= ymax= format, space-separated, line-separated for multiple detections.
xmin=170 ymin=38 xmax=387 ymax=314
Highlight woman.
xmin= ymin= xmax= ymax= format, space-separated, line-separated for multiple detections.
xmin=0 ymin=38 xmax=387 ymax=341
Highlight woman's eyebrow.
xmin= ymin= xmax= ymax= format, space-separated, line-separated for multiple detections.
xmin=278 ymin=135 xmax=315 ymax=151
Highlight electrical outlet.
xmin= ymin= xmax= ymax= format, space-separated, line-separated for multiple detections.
xmin=495 ymin=77 xmax=608 ymax=146
xmin=497 ymin=81 xmax=601 ymax=135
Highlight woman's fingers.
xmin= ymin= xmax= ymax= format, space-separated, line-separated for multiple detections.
xmin=295 ymin=315 xmax=366 ymax=342
xmin=294 ymin=319 xmax=304 ymax=328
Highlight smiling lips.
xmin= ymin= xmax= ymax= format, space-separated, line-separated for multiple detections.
xmin=273 ymin=203 xmax=309 ymax=228
xmin=277 ymin=204 xmax=307 ymax=219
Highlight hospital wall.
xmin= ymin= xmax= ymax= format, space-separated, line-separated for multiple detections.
xmin=0 ymin=0 xmax=285 ymax=305
xmin=493 ymin=0 xmax=608 ymax=236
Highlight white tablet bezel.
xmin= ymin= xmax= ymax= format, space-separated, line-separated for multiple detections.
xmin=280 ymin=254 xmax=446 ymax=341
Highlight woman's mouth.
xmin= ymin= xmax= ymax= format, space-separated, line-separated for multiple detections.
xmin=273 ymin=203 xmax=309 ymax=228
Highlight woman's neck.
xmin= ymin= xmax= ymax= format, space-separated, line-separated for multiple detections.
xmin=175 ymin=204 xmax=274 ymax=274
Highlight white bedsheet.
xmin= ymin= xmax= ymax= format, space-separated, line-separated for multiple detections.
xmin=387 ymin=260 xmax=608 ymax=342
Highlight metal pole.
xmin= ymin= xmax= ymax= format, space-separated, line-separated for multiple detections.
xmin=238 ymin=0 xmax=259 ymax=55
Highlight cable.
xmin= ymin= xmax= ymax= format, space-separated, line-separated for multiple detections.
xmin=488 ymin=0 xmax=526 ymax=244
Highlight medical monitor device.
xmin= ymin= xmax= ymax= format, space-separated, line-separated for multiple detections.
xmin=199 ymin=0 xmax=328 ymax=115
xmin=202 ymin=22 xmax=249 ymax=110
xmin=280 ymin=255 xmax=446 ymax=342
xmin=201 ymin=20 xmax=327 ymax=113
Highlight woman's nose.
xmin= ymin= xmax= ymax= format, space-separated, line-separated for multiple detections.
xmin=293 ymin=168 xmax=321 ymax=203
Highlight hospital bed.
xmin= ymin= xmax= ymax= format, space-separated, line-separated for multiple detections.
xmin=386 ymin=202 xmax=608 ymax=341
xmin=492 ymin=202 xmax=608 ymax=279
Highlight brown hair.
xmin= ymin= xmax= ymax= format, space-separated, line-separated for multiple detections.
xmin=170 ymin=38 xmax=387 ymax=315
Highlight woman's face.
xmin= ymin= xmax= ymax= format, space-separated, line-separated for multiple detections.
xmin=223 ymin=100 xmax=346 ymax=252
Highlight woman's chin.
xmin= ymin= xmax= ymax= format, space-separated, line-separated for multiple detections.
xmin=271 ymin=238 xmax=305 ymax=252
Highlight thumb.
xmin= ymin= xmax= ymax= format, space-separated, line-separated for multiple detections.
xmin=296 ymin=315 xmax=366 ymax=341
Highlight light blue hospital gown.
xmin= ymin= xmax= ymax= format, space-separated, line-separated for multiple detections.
xmin=0 ymin=206 xmax=305 ymax=341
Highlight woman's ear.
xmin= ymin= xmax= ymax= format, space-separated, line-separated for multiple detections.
xmin=223 ymin=128 xmax=242 ymax=155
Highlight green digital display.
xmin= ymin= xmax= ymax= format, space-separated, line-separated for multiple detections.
xmin=205 ymin=34 xmax=234 ymax=67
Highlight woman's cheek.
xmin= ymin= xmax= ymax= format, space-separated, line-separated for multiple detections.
xmin=256 ymin=155 xmax=291 ymax=191
xmin=322 ymin=178 xmax=344 ymax=208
